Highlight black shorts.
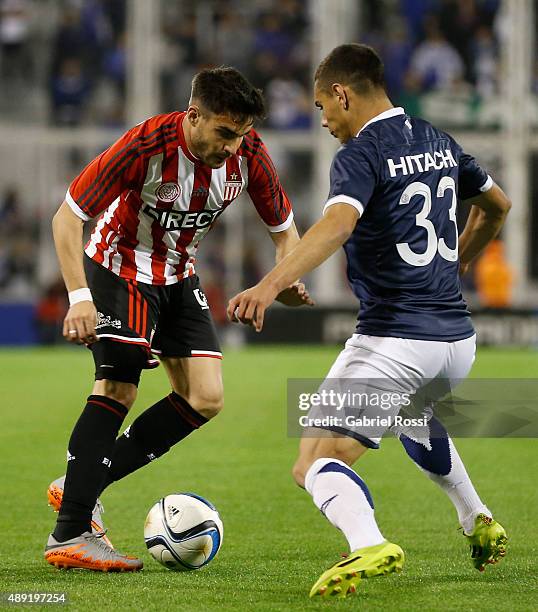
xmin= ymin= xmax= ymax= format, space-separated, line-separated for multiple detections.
xmin=84 ymin=255 xmax=222 ymax=368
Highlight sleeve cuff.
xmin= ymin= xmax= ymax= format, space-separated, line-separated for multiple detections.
xmin=479 ymin=175 xmax=494 ymax=193
xmin=266 ymin=210 xmax=294 ymax=233
xmin=323 ymin=195 xmax=364 ymax=216
xmin=65 ymin=190 xmax=91 ymax=221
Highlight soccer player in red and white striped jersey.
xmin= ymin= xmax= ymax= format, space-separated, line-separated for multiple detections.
xmin=66 ymin=102 xmax=296 ymax=285
xmin=45 ymin=67 xmax=313 ymax=571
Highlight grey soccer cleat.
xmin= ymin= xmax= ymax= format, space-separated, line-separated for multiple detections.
xmin=44 ymin=531 xmax=143 ymax=572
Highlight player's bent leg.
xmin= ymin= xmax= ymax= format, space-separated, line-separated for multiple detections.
xmin=50 ymin=392 xmax=131 ymax=546
xmin=295 ymin=431 xmax=404 ymax=598
xmin=161 ymin=356 xmax=224 ymax=419
xmin=393 ymin=333 xmax=507 ymax=571
xmin=48 ymin=340 xmax=143 ymax=552
xmin=397 ymin=416 xmax=492 ymax=531
xmin=396 ymin=415 xmax=508 ymax=571
xmin=99 ymin=356 xmax=221 ymax=492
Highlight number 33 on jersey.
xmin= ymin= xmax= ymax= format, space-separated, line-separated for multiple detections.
xmin=324 ymin=107 xmax=493 ymax=342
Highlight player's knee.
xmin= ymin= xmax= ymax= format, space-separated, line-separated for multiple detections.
xmin=93 ymin=379 xmax=137 ymax=409
xmin=188 ymin=388 xmax=224 ymax=420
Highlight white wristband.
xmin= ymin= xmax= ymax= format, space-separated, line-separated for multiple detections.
xmin=68 ymin=287 xmax=93 ymax=306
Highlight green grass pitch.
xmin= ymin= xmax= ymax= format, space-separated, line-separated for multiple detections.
xmin=0 ymin=346 xmax=537 ymax=611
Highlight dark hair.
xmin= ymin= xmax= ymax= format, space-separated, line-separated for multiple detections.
xmin=191 ymin=67 xmax=266 ymax=122
xmin=314 ymin=44 xmax=385 ymax=94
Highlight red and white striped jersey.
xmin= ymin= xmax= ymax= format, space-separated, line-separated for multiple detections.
xmin=66 ymin=112 xmax=293 ymax=285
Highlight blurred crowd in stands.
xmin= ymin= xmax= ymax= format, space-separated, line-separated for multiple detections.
xmin=0 ymin=0 xmax=126 ymax=125
xmin=1 ymin=0 xmax=528 ymax=130
xmin=0 ymin=186 xmax=38 ymax=297
xmin=363 ymin=0 xmax=504 ymax=122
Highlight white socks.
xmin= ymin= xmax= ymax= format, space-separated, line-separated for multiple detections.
xmin=422 ymin=438 xmax=491 ymax=534
xmin=398 ymin=421 xmax=491 ymax=534
xmin=304 ymin=457 xmax=385 ymax=551
xmin=304 ymin=421 xmax=491 ymax=553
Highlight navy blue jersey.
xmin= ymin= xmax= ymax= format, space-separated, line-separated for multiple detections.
xmin=326 ymin=107 xmax=492 ymax=341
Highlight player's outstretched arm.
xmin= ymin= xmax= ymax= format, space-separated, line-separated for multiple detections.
xmin=227 ymin=203 xmax=359 ymax=331
xmin=269 ymin=221 xmax=314 ymax=307
xmin=52 ymin=201 xmax=98 ymax=345
xmin=459 ymin=183 xmax=511 ymax=273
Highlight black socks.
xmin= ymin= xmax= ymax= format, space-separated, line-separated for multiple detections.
xmin=53 ymin=395 xmax=128 ymax=542
xmin=53 ymin=392 xmax=207 ymax=542
xmin=100 ymin=392 xmax=207 ymax=492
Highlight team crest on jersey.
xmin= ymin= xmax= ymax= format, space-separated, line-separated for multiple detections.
xmin=223 ymin=172 xmax=242 ymax=201
xmin=155 ymin=181 xmax=181 ymax=203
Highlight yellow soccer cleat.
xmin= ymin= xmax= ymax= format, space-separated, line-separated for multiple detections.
xmin=309 ymin=541 xmax=404 ymax=598
xmin=464 ymin=513 xmax=507 ymax=572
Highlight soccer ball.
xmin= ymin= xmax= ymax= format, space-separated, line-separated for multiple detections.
xmin=144 ymin=493 xmax=223 ymax=570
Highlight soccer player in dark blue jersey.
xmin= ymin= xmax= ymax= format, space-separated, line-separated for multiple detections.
xmin=228 ymin=44 xmax=510 ymax=598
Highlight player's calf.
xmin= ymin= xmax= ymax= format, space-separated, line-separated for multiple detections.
xmin=304 ymin=457 xmax=386 ymax=551
xmin=397 ymin=417 xmax=493 ymax=534
xmin=100 ymin=392 xmax=211 ymax=491
xmin=52 ymin=395 xmax=130 ymax=544
xmin=294 ymin=435 xmax=404 ymax=596
xmin=292 ymin=430 xmax=368 ymax=488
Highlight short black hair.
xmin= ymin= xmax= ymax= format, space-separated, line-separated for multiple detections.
xmin=315 ymin=44 xmax=385 ymax=94
xmin=191 ymin=67 xmax=266 ymax=122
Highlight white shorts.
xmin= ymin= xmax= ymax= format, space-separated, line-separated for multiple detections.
xmin=311 ymin=333 xmax=476 ymax=448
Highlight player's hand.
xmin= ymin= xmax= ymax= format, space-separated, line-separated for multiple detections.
xmin=275 ymin=282 xmax=315 ymax=307
xmin=63 ymin=301 xmax=99 ymax=345
xmin=227 ymin=280 xmax=279 ymax=332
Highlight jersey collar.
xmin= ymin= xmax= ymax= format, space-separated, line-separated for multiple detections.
xmin=356 ymin=107 xmax=405 ymax=136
